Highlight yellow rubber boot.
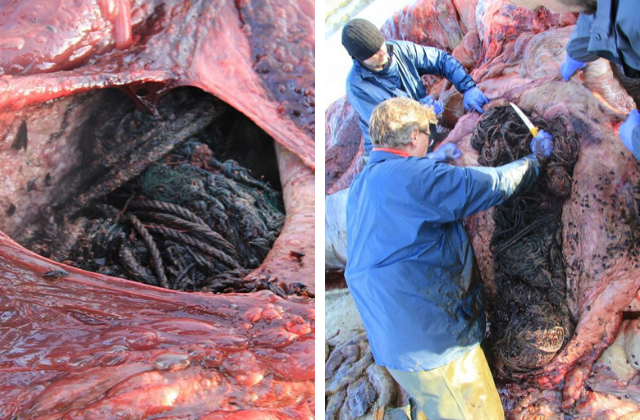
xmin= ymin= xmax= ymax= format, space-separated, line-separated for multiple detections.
xmin=388 ymin=346 xmax=504 ymax=420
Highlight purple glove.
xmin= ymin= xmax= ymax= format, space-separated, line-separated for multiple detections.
xmin=530 ymin=130 xmax=554 ymax=157
xmin=427 ymin=143 xmax=462 ymax=162
xmin=463 ymin=87 xmax=489 ymax=114
xmin=419 ymin=95 xmax=444 ymax=115
xmin=619 ymin=109 xmax=640 ymax=154
xmin=560 ymin=55 xmax=586 ymax=81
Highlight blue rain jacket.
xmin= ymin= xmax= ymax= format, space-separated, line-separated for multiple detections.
xmin=345 ymin=150 xmax=540 ymax=371
xmin=565 ymin=0 xmax=640 ymax=161
xmin=346 ymin=40 xmax=477 ymax=154
xmin=565 ymin=0 xmax=640 ymax=160
xmin=566 ymin=0 xmax=639 ymax=76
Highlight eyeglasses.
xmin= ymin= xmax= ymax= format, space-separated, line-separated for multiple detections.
xmin=418 ymin=129 xmax=435 ymax=151
xmin=419 ymin=130 xmax=433 ymax=142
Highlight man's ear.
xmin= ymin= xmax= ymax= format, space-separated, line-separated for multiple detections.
xmin=409 ymin=128 xmax=419 ymax=147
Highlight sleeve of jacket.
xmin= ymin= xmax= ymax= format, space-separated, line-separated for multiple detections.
xmin=346 ymin=77 xmax=377 ymax=154
xmin=566 ymin=14 xmax=601 ymax=62
xmin=398 ymin=40 xmax=476 ymax=93
xmin=412 ymin=155 xmax=541 ymax=223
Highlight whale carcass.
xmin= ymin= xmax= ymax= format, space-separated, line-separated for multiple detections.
xmin=325 ymin=0 xmax=640 ymax=418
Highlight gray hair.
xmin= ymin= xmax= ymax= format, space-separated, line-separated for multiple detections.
xmin=369 ymin=98 xmax=438 ymax=148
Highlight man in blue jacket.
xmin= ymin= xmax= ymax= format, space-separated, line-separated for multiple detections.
xmin=345 ymin=97 xmax=553 ymax=420
xmin=341 ymin=18 xmax=489 ymax=159
xmin=508 ymin=0 xmax=640 ymax=162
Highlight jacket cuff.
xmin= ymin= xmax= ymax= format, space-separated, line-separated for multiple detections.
xmin=566 ymin=16 xmax=600 ymax=63
xmin=458 ymin=80 xmax=476 ymax=94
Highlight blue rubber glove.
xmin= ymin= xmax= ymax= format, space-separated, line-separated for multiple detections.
xmin=463 ymin=87 xmax=489 ymax=114
xmin=419 ymin=95 xmax=444 ymax=115
xmin=560 ymin=55 xmax=586 ymax=81
xmin=530 ymin=130 xmax=554 ymax=157
xmin=427 ymin=143 xmax=462 ymax=162
xmin=619 ymin=109 xmax=640 ymax=154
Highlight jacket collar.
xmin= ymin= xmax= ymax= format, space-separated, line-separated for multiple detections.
xmin=369 ymin=148 xmax=409 ymax=164
xmin=353 ymin=60 xmax=380 ymax=80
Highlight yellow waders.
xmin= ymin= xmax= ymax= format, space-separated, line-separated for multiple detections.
xmin=387 ymin=346 xmax=504 ymax=420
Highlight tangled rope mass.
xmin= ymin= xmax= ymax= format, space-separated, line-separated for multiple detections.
xmin=33 ymin=138 xmax=307 ymax=297
xmin=470 ymin=106 xmax=579 ymax=375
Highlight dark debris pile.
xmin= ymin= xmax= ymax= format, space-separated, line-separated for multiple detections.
xmin=471 ymin=106 xmax=579 ymax=375
xmin=56 ymin=140 xmax=286 ymax=292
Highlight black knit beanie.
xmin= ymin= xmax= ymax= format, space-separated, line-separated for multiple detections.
xmin=342 ymin=18 xmax=385 ymax=62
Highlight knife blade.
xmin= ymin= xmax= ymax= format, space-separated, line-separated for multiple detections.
xmin=510 ymin=102 xmax=539 ymax=138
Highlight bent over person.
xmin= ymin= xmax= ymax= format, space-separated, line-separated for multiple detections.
xmin=344 ymin=98 xmax=553 ymax=420
xmin=342 ymin=18 xmax=489 ymax=159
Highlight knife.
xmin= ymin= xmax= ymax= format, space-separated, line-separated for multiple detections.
xmin=509 ymin=102 xmax=539 ymax=138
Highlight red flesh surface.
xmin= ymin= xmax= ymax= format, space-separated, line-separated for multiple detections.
xmin=0 ymin=0 xmax=314 ymax=167
xmin=0 ymin=232 xmax=314 ymax=418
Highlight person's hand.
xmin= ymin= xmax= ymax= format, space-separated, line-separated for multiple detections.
xmin=560 ymin=55 xmax=586 ymax=81
xmin=463 ymin=87 xmax=489 ymax=114
xmin=619 ymin=109 xmax=640 ymax=154
xmin=427 ymin=143 xmax=462 ymax=162
xmin=530 ymin=130 xmax=554 ymax=157
xmin=419 ymin=95 xmax=444 ymax=115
